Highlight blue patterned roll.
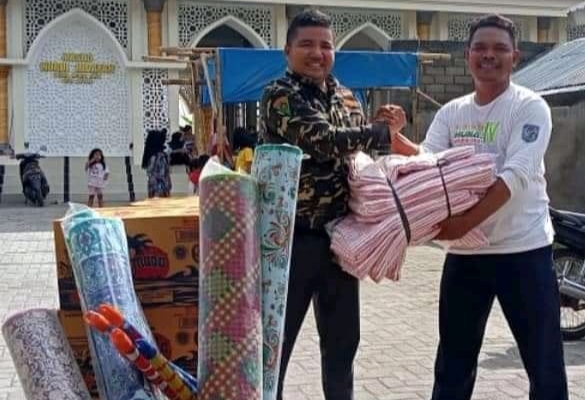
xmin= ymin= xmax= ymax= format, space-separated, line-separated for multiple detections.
xmin=2 ymin=308 xmax=92 ymax=400
xmin=61 ymin=205 xmax=160 ymax=400
xmin=251 ymin=144 xmax=303 ymax=400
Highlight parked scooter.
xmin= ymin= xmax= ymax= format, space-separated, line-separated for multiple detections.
xmin=15 ymin=152 xmax=50 ymax=207
xmin=551 ymin=207 xmax=585 ymax=340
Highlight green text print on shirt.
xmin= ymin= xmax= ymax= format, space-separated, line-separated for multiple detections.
xmin=453 ymin=121 xmax=500 ymax=145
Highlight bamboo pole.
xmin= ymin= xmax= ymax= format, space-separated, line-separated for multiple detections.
xmin=214 ymin=52 xmax=227 ymax=163
xmin=142 ymin=55 xmax=189 ymax=63
xmin=410 ymin=53 xmax=450 ymax=142
xmin=417 ymin=53 xmax=451 ymax=61
xmin=416 ymin=89 xmax=443 ymax=108
xmin=161 ymin=79 xmax=195 ymax=85
xmin=0 ymin=2 xmax=8 ymax=147
xmin=200 ymin=54 xmax=217 ymax=115
xmin=191 ymin=60 xmax=202 ymax=155
xmin=161 ymin=47 xmax=217 ymax=56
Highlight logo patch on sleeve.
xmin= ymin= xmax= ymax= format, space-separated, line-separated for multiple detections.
xmin=522 ymin=124 xmax=540 ymax=143
xmin=272 ymin=96 xmax=291 ymax=117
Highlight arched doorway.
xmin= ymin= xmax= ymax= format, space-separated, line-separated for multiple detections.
xmin=196 ymin=25 xmax=255 ymax=48
xmin=337 ymin=22 xmax=391 ymax=51
xmin=341 ymin=32 xmax=385 ymax=51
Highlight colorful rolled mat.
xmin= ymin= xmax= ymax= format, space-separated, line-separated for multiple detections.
xmin=84 ymin=306 xmax=197 ymax=399
xmin=1 ymin=308 xmax=92 ymax=400
xmin=60 ymin=204 xmax=160 ymax=400
xmin=251 ymin=144 xmax=302 ymax=400
xmin=198 ymin=162 xmax=263 ymax=400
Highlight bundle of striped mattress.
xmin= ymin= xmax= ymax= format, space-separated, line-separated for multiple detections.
xmin=329 ymin=146 xmax=496 ymax=282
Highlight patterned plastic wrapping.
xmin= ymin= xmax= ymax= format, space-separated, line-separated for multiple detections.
xmin=251 ymin=144 xmax=302 ymax=400
xmin=2 ymin=308 xmax=92 ymax=400
xmin=60 ymin=205 xmax=159 ymax=400
xmin=198 ymin=159 xmax=263 ymax=400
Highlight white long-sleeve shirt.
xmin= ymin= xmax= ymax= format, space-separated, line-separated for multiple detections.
xmin=422 ymin=83 xmax=554 ymax=255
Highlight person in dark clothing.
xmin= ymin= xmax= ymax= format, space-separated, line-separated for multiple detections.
xmin=260 ymin=8 xmax=406 ymax=400
xmin=168 ymin=130 xmax=189 ymax=166
xmin=142 ymin=129 xmax=171 ymax=198
xmin=247 ymin=125 xmax=259 ymax=144
xmin=181 ymin=125 xmax=195 ymax=155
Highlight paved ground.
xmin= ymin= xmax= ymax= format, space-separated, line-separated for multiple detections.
xmin=1 ymin=204 xmax=585 ymax=399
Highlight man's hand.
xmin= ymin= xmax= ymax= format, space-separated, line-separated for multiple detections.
xmin=435 ymin=179 xmax=512 ymax=241
xmin=375 ymin=105 xmax=407 ymax=138
xmin=374 ymin=104 xmax=420 ymax=156
xmin=434 ymin=214 xmax=475 ymax=241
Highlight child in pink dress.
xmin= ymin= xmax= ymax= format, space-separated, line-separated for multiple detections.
xmin=85 ymin=148 xmax=109 ymax=207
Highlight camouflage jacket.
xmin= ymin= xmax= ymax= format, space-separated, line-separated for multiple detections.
xmin=260 ymin=70 xmax=390 ymax=231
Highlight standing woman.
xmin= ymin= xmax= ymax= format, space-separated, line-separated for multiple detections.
xmin=142 ymin=129 xmax=172 ymax=198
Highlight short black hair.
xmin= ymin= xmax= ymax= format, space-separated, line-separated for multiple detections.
xmin=468 ymin=14 xmax=518 ymax=48
xmin=286 ymin=8 xmax=332 ymax=45
xmin=232 ymin=127 xmax=256 ymax=151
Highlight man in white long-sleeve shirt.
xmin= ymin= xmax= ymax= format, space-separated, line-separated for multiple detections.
xmin=386 ymin=14 xmax=568 ymax=400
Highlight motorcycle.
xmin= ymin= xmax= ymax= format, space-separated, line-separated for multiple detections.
xmin=15 ymin=152 xmax=50 ymax=207
xmin=550 ymin=207 xmax=585 ymax=340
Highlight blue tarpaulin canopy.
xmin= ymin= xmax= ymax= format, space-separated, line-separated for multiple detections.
xmin=201 ymin=48 xmax=419 ymax=106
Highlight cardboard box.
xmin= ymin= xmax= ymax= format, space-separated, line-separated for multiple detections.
xmin=59 ymin=306 xmax=198 ymax=398
xmin=54 ymin=204 xmax=200 ymax=311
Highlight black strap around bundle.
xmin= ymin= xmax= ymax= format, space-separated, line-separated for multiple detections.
xmin=384 ymin=157 xmax=451 ymax=244
xmin=385 ymin=176 xmax=412 ymax=244
xmin=436 ymin=158 xmax=452 ymax=218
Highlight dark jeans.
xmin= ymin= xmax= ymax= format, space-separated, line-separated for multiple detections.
xmin=431 ymin=245 xmax=568 ymax=400
xmin=277 ymin=229 xmax=360 ymax=400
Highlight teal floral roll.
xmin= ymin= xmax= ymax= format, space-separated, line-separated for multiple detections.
xmin=251 ymin=144 xmax=303 ymax=400
xmin=61 ymin=205 xmax=159 ymax=400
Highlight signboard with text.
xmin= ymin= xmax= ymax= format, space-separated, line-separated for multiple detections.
xmin=25 ymin=12 xmax=130 ymax=157
xmin=39 ymin=52 xmax=116 ymax=84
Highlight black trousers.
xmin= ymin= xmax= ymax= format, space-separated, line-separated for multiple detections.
xmin=276 ymin=229 xmax=360 ymax=400
xmin=431 ymin=246 xmax=568 ymax=400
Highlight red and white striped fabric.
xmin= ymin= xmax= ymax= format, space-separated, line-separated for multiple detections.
xmin=329 ymin=146 xmax=497 ymax=282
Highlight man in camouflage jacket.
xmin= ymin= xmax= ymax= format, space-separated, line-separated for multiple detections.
xmin=260 ymin=8 xmax=406 ymax=400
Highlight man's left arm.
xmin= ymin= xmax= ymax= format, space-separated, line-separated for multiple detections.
xmin=436 ymin=98 xmax=552 ymax=240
